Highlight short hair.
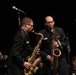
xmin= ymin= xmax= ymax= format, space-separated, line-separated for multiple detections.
xmin=45 ymin=16 xmax=53 ymax=21
xmin=72 ymin=56 xmax=76 ymax=62
xmin=21 ymin=17 xmax=33 ymax=26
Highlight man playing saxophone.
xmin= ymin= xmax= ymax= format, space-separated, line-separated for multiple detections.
xmin=7 ymin=17 xmax=40 ymax=75
xmin=36 ymin=16 xmax=68 ymax=75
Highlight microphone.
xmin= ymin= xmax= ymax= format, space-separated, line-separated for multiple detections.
xmin=12 ymin=6 xmax=25 ymax=14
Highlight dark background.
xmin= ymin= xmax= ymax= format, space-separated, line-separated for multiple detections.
xmin=0 ymin=0 xmax=76 ymax=62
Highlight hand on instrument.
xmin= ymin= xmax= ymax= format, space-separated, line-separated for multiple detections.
xmin=36 ymin=48 xmax=40 ymax=55
xmin=46 ymin=55 xmax=53 ymax=62
xmin=53 ymin=41 xmax=59 ymax=47
xmin=23 ymin=62 xmax=31 ymax=69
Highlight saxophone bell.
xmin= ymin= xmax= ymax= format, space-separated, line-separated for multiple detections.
xmin=52 ymin=48 xmax=61 ymax=57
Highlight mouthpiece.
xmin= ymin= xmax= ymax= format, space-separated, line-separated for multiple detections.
xmin=32 ymin=30 xmax=35 ymax=33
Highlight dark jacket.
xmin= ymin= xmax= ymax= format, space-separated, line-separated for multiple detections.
xmin=36 ymin=27 xmax=68 ymax=75
xmin=69 ymin=66 xmax=76 ymax=75
xmin=37 ymin=27 xmax=68 ymax=61
xmin=7 ymin=28 xmax=33 ymax=75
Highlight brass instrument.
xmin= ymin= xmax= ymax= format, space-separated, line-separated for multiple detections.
xmin=50 ymin=27 xmax=61 ymax=75
xmin=24 ymin=30 xmax=44 ymax=75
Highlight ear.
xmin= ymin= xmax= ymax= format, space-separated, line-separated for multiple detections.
xmin=44 ymin=22 xmax=47 ymax=26
xmin=53 ymin=21 xmax=55 ymax=25
xmin=25 ymin=24 xmax=28 ymax=27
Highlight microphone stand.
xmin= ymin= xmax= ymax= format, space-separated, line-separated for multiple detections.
xmin=12 ymin=6 xmax=26 ymax=26
xmin=66 ymin=20 xmax=76 ymax=64
xmin=18 ymin=11 xmax=21 ymax=26
xmin=17 ymin=11 xmax=26 ymax=26
xmin=66 ymin=20 xmax=76 ymax=75
xmin=66 ymin=37 xmax=70 ymax=65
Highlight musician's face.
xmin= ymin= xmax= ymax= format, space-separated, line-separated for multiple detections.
xmin=24 ymin=22 xmax=34 ymax=32
xmin=27 ymin=22 xmax=34 ymax=32
xmin=45 ymin=16 xmax=55 ymax=28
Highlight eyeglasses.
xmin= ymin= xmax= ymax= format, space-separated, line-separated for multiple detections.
xmin=28 ymin=24 xmax=33 ymax=27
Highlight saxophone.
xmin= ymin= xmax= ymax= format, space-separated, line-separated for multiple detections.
xmin=50 ymin=27 xmax=61 ymax=75
xmin=24 ymin=30 xmax=44 ymax=75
